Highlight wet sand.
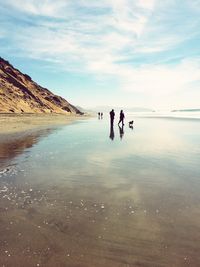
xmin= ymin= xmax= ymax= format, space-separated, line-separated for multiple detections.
xmin=0 ymin=113 xmax=86 ymax=169
xmin=1 ymin=117 xmax=200 ymax=266
xmin=0 ymin=113 xmax=85 ymax=135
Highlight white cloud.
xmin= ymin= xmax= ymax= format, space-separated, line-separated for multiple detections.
xmin=3 ymin=0 xmax=68 ymax=17
xmin=120 ymin=59 xmax=200 ymax=93
xmin=87 ymin=57 xmax=200 ymax=93
xmin=10 ymin=0 xmax=155 ymax=64
xmin=85 ymin=56 xmax=200 ymax=109
xmin=135 ymin=35 xmax=190 ymax=53
xmin=138 ymin=0 xmax=155 ymax=10
xmin=1 ymin=0 xmax=200 ymax=108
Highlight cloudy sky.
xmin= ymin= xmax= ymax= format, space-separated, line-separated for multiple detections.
xmin=0 ymin=0 xmax=200 ymax=110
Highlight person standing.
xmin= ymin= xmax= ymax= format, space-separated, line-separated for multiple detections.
xmin=118 ymin=110 xmax=125 ymax=126
xmin=109 ymin=109 xmax=115 ymax=126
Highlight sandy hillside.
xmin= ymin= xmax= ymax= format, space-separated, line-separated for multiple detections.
xmin=0 ymin=57 xmax=82 ymax=114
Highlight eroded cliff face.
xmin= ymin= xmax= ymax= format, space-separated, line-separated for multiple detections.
xmin=0 ymin=57 xmax=82 ymax=114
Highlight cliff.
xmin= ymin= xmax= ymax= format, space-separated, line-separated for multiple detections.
xmin=0 ymin=57 xmax=82 ymax=114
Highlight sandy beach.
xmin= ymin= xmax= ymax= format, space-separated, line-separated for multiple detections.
xmin=0 ymin=113 xmax=85 ymax=135
xmin=0 ymin=113 xmax=86 ymax=170
xmin=0 ymin=116 xmax=200 ymax=266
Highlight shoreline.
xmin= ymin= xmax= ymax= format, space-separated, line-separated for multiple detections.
xmin=0 ymin=113 xmax=89 ymax=135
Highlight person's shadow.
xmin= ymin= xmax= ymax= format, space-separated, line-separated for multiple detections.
xmin=109 ymin=124 xmax=115 ymax=140
xmin=118 ymin=124 xmax=124 ymax=140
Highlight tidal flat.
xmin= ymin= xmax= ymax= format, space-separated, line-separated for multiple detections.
xmin=0 ymin=116 xmax=200 ymax=267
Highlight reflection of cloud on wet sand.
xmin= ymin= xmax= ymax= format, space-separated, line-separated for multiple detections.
xmin=1 ymin=118 xmax=200 ymax=266
xmin=0 ymin=128 xmax=55 ymax=168
xmin=87 ymin=118 xmax=199 ymax=173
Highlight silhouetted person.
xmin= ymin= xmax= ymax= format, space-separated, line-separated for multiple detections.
xmin=98 ymin=112 xmax=100 ymax=119
xmin=101 ymin=112 xmax=103 ymax=119
xmin=109 ymin=124 xmax=115 ymax=140
xmin=118 ymin=110 xmax=125 ymax=126
xmin=110 ymin=109 xmax=115 ymax=126
xmin=118 ymin=124 xmax=124 ymax=139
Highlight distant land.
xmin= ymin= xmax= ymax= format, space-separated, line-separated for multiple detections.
xmin=76 ymin=106 xmax=96 ymax=115
xmin=172 ymin=109 xmax=200 ymax=112
xmin=0 ymin=57 xmax=82 ymax=114
xmin=91 ymin=106 xmax=155 ymax=113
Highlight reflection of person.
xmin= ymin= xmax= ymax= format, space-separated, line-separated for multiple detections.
xmin=118 ymin=110 xmax=125 ymax=126
xmin=109 ymin=109 xmax=115 ymax=126
xmin=101 ymin=112 xmax=103 ymax=119
xmin=109 ymin=124 xmax=115 ymax=140
xmin=118 ymin=124 xmax=124 ymax=139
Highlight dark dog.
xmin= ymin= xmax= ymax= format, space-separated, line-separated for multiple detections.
xmin=129 ymin=120 xmax=134 ymax=127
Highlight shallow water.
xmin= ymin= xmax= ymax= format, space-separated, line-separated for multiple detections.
xmin=0 ymin=117 xmax=200 ymax=267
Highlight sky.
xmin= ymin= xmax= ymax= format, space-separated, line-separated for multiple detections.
xmin=0 ymin=0 xmax=200 ymax=110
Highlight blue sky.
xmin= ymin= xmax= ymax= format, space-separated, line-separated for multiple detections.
xmin=0 ymin=0 xmax=200 ymax=110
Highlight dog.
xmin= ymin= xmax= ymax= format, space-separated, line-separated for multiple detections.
xmin=129 ymin=120 xmax=134 ymax=127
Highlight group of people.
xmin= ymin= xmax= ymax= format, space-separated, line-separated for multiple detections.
xmin=109 ymin=109 xmax=125 ymax=140
xmin=98 ymin=112 xmax=103 ymax=119
xmin=109 ymin=109 xmax=125 ymax=126
xmin=97 ymin=109 xmax=132 ymax=140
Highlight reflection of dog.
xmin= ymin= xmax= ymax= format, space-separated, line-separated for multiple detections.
xmin=129 ymin=120 xmax=134 ymax=127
